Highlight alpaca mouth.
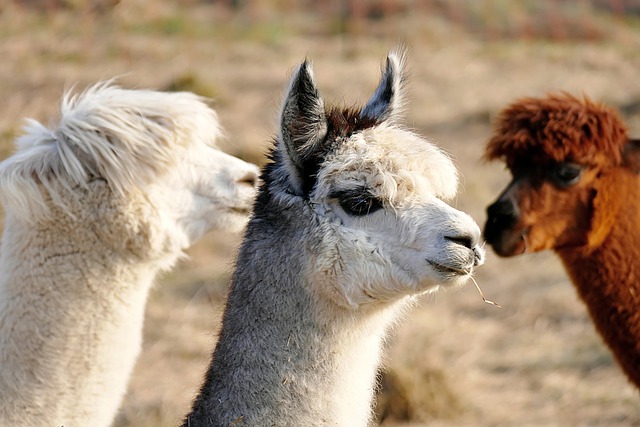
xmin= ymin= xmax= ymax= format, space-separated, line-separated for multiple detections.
xmin=230 ymin=206 xmax=252 ymax=215
xmin=492 ymin=228 xmax=528 ymax=257
xmin=426 ymin=260 xmax=471 ymax=276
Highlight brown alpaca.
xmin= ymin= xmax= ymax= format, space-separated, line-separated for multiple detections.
xmin=484 ymin=92 xmax=640 ymax=388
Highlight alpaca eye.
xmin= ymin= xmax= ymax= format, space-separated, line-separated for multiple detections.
xmin=552 ymin=163 xmax=583 ymax=186
xmin=331 ymin=189 xmax=383 ymax=216
xmin=340 ymin=195 xmax=383 ymax=216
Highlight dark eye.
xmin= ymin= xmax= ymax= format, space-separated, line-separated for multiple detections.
xmin=552 ymin=163 xmax=583 ymax=186
xmin=332 ymin=188 xmax=383 ymax=216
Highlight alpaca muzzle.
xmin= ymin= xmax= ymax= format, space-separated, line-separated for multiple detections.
xmin=484 ymin=194 xmax=526 ymax=257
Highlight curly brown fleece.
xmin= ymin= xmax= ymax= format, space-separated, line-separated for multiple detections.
xmin=484 ymin=93 xmax=640 ymax=388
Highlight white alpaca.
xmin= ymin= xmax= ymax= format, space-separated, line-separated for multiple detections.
xmin=183 ymin=50 xmax=485 ymax=427
xmin=0 ymin=84 xmax=259 ymax=427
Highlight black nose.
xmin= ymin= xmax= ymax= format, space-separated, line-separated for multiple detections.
xmin=487 ymin=198 xmax=519 ymax=224
xmin=484 ymin=198 xmax=519 ymax=241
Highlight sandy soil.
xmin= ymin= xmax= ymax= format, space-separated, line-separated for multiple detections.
xmin=1 ymin=3 xmax=640 ymax=426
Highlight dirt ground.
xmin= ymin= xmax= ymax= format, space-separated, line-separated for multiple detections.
xmin=2 ymin=2 xmax=640 ymax=426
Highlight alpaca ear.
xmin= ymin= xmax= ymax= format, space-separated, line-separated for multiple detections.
xmin=622 ymin=138 xmax=640 ymax=173
xmin=279 ymin=60 xmax=328 ymax=195
xmin=360 ymin=49 xmax=406 ymax=124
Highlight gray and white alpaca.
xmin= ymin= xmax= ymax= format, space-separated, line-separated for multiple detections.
xmin=0 ymin=84 xmax=259 ymax=427
xmin=182 ymin=50 xmax=485 ymax=427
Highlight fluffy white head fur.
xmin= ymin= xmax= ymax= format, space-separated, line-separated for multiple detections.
xmin=0 ymin=82 xmax=258 ymax=234
xmin=0 ymin=83 xmax=259 ymax=427
xmin=310 ymin=125 xmax=480 ymax=308
xmin=275 ymin=49 xmax=483 ymax=308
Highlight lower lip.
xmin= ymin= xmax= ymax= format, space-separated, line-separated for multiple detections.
xmin=488 ymin=228 xmax=529 ymax=257
xmin=231 ymin=208 xmax=250 ymax=215
xmin=427 ymin=260 xmax=469 ymax=276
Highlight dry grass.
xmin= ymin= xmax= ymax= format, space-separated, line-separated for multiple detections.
xmin=2 ymin=2 xmax=640 ymax=426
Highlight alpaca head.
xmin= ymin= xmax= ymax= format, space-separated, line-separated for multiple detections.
xmin=0 ymin=84 xmax=259 ymax=257
xmin=266 ymin=50 xmax=484 ymax=308
xmin=484 ymin=93 xmax=640 ymax=256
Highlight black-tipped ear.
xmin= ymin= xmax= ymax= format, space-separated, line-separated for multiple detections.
xmin=622 ymin=138 xmax=640 ymax=173
xmin=279 ymin=60 xmax=328 ymax=195
xmin=360 ymin=49 xmax=406 ymax=124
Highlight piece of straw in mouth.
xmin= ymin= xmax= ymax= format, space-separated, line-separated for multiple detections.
xmin=522 ymin=233 xmax=530 ymax=253
xmin=469 ymin=274 xmax=501 ymax=308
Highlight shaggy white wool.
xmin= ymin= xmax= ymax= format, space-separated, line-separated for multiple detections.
xmin=0 ymin=83 xmax=258 ymax=427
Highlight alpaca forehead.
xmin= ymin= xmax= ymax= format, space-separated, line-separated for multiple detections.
xmin=488 ymin=94 xmax=628 ymax=168
xmin=63 ymin=85 xmax=222 ymax=150
xmin=319 ymin=127 xmax=458 ymax=199
xmin=504 ymin=146 xmax=614 ymax=172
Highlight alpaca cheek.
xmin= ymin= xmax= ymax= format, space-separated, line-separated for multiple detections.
xmin=512 ymin=186 xmax=558 ymax=250
xmin=308 ymin=238 xmax=359 ymax=309
xmin=310 ymin=238 xmax=403 ymax=309
xmin=94 ymin=202 xmax=175 ymax=262
xmin=526 ymin=228 xmax=555 ymax=252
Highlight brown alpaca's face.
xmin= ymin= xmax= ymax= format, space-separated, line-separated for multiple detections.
xmin=482 ymin=93 xmax=638 ymax=258
xmin=484 ymin=159 xmax=601 ymax=257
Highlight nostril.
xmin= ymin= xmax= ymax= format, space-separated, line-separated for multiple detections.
xmin=445 ymin=234 xmax=475 ymax=249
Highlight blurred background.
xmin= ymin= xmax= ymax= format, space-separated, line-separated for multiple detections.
xmin=2 ymin=1 xmax=640 ymax=426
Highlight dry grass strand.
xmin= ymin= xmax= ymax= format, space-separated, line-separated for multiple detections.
xmin=468 ymin=273 xmax=501 ymax=308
